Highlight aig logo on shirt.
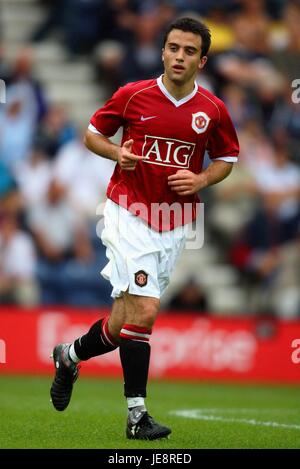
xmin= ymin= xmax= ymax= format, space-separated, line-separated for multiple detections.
xmin=192 ymin=111 xmax=210 ymax=134
xmin=142 ymin=135 xmax=195 ymax=169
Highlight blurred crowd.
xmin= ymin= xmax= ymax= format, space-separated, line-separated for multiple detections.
xmin=0 ymin=0 xmax=299 ymax=316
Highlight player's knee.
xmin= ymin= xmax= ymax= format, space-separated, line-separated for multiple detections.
xmin=108 ymin=325 xmax=122 ymax=343
xmin=107 ymin=319 xmax=122 ymax=342
xmin=138 ymin=301 xmax=159 ymax=329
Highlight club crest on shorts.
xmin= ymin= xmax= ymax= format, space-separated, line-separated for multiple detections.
xmin=192 ymin=111 xmax=210 ymax=134
xmin=135 ymin=270 xmax=148 ymax=287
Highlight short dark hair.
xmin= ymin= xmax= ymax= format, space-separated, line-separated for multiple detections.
xmin=163 ymin=17 xmax=211 ymax=58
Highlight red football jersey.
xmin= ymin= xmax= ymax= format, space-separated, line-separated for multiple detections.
xmin=90 ymin=75 xmax=239 ymax=231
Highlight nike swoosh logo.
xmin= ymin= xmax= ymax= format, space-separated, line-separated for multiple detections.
xmin=131 ymin=425 xmax=137 ymax=435
xmin=141 ymin=115 xmax=157 ymax=121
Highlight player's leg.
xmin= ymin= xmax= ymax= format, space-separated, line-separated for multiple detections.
xmin=50 ymin=297 xmax=125 ymax=411
xmin=120 ymin=292 xmax=158 ymax=400
xmin=98 ymin=200 xmax=184 ymax=438
xmin=69 ymin=296 xmax=125 ymax=361
xmin=119 ymin=292 xmax=171 ymax=440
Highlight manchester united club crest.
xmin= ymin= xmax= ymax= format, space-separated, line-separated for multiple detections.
xmin=192 ymin=111 xmax=210 ymax=134
xmin=135 ymin=270 xmax=148 ymax=287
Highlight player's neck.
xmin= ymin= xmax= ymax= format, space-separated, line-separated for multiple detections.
xmin=162 ymin=74 xmax=196 ymax=101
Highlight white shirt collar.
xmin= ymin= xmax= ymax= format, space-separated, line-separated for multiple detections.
xmin=157 ymin=75 xmax=198 ymax=107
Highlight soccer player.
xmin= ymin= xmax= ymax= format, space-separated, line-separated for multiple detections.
xmin=50 ymin=17 xmax=239 ymax=440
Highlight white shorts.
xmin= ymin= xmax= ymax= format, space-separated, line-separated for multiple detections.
xmin=100 ymin=199 xmax=188 ymax=299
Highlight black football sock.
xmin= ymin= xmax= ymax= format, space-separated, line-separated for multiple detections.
xmin=119 ymin=324 xmax=152 ymax=398
xmin=73 ymin=316 xmax=118 ymax=361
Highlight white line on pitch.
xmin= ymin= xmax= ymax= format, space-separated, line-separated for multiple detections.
xmin=170 ymin=409 xmax=300 ymax=431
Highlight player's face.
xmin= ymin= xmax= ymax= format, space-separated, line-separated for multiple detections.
xmin=162 ymin=29 xmax=207 ymax=85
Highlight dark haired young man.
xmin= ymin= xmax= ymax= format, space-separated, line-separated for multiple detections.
xmin=50 ymin=17 xmax=239 ymax=440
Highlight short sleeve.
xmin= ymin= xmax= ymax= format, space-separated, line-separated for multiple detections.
xmin=207 ymin=101 xmax=239 ymax=162
xmin=90 ymin=86 xmax=128 ymax=137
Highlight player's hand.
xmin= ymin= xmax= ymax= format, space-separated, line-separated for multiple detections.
xmin=168 ymin=170 xmax=207 ymax=195
xmin=117 ymin=139 xmax=144 ymax=171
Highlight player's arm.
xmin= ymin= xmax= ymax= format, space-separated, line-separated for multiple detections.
xmin=168 ymin=161 xmax=233 ymax=196
xmin=84 ymin=130 xmax=144 ymax=171
xmin=168 ymin=99 xmax=239 ymax=196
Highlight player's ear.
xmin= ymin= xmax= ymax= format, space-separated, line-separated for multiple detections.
xmin=162 ymin=48 xmax=165 ymax=61
xmin=198 ymin=56 xmax=207 ymax=69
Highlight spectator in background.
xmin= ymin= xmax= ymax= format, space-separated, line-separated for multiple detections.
xmin=208 ymin=119 xmax=275 ymax=240
xmin=31 ymin=0 xmax=62 ymax=42
xmin=0 ymin=90 xmax=35 ymax=174
xmin=26 ymin=178 xmax=90 ymax=304
xmin=53 ymin=133 xmax=115 ymax=218
xmin=233 ymin=144 xmax=300 ymax=257
xmin=34 ymin=104 xmax=77 ymax=159
xmin=62 ymin=0 xmax=104 ymax=56
xmin=203 ymin=4 xmax=235 ymax=54
xmin=95 ymin=1 xmax=176 ymax=88
xmin=220 ymin=84 xmax=258 ymax=130
xmin=253 ymin=145 xmax=300 ymax=242
xmin=100 ymin=0 xmax=138 ymax=44
xmin=0 ymin=163 xmax=17 ymax=201
xmin=269 ymin=84 xmax=300 ymax=163
xmin=61 ymin=231 xmax=112 ymax=307
xmin=0 ymin=48 xmax=47 ymax=173
xmin=9 ymin=47 xmax=47 ymax=123
xmin=32 ymin=0 xmax=104 ymax=56
xmin=270 ymin=0 xmax=300 ymax=83
xmin=0 ymin=213 xmax=39 ymax=306
xmin=27 ymin=178 xmax=85 ymax=263
xmin=167 ymin=278 xmax=208 ymax=313
xmin=271 ymin=231 xmax=300 ymax=318
xmin=0 ymin=41 xmax=12 ymax=85
xmin=14 ymin=146 xmax=52 ymax=209
xmin=238 ymin=118 xmax=276 ymax=172
xmin=214 ymin=5 xmax=285 ymax=121
xmin=94 ymin=41 xmax=126 ymax=98
xmin=0 ymin=164 xmax=22 ymax=223
xmin=121 ymin=13 xmax=164 ymax=82
xmin=230 ymin=145 xmax=300 ymax=314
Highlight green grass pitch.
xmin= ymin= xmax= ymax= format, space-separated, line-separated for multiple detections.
xmin=0 ymin=375 xmax=299 ymax=449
